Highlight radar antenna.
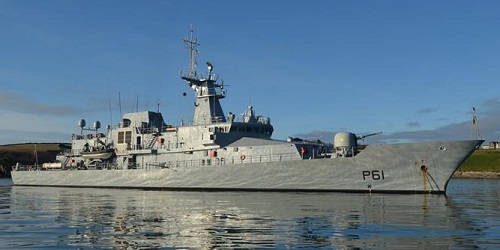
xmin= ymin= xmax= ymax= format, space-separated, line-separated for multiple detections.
xmin=471 ymin=107 xmax=482 ymax=140
xmin=183 ymin=26 xmax=200 ymax=78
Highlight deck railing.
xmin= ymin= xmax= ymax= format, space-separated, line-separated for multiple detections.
xmin=144 ymin=153 xmax=298 ymax=169
xmin=13 ymin=152 xmax=300 ymax=172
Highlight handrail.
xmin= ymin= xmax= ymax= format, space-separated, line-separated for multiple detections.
xmin=13 ymin=152 xmax=299 ymax=172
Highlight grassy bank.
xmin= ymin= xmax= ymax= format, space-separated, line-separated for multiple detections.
xmin=0 ymin=143 xmax=61 ymax=177
xmin=458 ymin=150 xmax=500 ymax=172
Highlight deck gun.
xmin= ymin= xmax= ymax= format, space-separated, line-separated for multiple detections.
xmin=356 ymin=132 xmax=383 ymax=141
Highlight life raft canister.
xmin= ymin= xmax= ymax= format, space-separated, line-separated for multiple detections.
xmin=210 ymin=149 xmax=217 ymax=158
xmin=157 ymin=137 xmax=164 ymax=144
xmin=300 ymin=146 xmax=308 ymax=154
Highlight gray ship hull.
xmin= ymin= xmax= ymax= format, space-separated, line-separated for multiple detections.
xmin=12 ymin=140 xmax=481 ymax=194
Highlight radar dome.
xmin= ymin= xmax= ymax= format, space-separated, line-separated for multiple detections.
xmin=334 ymin=132 xmax=357 ymax=149
xmin=93 ymin=121 xmax=101 ymax=130
xmin=78 ymin=119 xmax=86 ymax=128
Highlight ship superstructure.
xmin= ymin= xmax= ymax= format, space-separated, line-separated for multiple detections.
xmin=12 ymin=30 xmax=483 ymax=194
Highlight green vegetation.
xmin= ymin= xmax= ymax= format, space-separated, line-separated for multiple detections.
xmin=0 ymin=143 xmax=61 ymax=177
xmin=0 ymin=143 xmax=60 ymax=152
xmin=458 ymin=150 xmax=500 ymax=172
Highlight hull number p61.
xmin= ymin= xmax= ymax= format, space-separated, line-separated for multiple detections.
xmin=362 ymin=170 xmax=385 ymax=180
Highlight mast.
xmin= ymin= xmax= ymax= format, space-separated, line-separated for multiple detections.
xmin=181 ymin=29 xmax=226 ymax=125
xmin=183 ymin=27 xmax=200 ymax=78
xmin=471 ymin=107 xmax=482 ymax=140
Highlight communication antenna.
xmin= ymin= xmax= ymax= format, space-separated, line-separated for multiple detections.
xmin=471 ymin=107 xmax=482 ymax=140
xmin=108 ymin=91 xmax=113 ymax=128
xmin=118 ymin=92 xmax=122 ymax=117
xmin=183 ymin=25 xmax=200 ymax=78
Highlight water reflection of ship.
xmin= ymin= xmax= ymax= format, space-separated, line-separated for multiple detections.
xmin=8 ymin=185 xmax=484 ymax=249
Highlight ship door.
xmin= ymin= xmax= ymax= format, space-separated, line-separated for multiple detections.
xmin=136 ymin=137 xmax=141 ymax=149
xmin=129 ymin=155 xmax=137 ymax=169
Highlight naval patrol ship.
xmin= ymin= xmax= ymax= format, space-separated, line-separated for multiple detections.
xmin=12 ymin=31 xmax=483 ymax=194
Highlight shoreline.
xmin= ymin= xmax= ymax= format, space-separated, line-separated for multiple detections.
xmin=453 ymin=171 xmax=500 ymax=179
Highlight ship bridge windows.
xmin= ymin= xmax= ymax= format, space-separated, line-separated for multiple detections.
xmin=118 ymin=131 xmax=132 ymax=144
xmin=121 ymin=119 xmax=131 ymax=128
xmin=228 ymin=124 xmax=273 ymax=135
xmin=208 ymin=126 xmax=230 ymax=133
xmin=126 ymin=131 xmax=132 ymax=143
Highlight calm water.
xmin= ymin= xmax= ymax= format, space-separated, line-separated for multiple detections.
xmin=0 ymin=178 xmax=499 ymax=249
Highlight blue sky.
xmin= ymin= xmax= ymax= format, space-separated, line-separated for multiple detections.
xmin=1 ymin=0 xmax=499 ymax=145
